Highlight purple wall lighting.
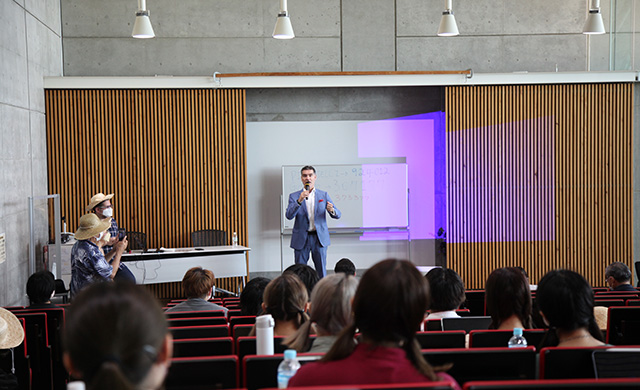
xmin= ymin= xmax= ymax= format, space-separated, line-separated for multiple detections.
xmin=358 ymin=112 xmax=447 ymax=240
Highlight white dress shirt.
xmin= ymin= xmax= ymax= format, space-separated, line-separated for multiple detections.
xmin=305 ymin=188 xmax=316 ymax=231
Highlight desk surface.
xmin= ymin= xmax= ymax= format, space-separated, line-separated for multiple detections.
xmin=121 ymin=245 xmax=250 ymax=262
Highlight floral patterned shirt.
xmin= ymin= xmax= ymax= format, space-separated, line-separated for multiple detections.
xmin=70 ymin=239 xmax=112 ymax=298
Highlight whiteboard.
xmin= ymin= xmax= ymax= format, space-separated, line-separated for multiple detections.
xmin=282 ymin=164 xmax=409 ymax=230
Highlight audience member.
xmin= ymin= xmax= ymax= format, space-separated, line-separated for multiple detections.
xmin=285 ymin=273 xmax=358 ymax=353
xmin=284 ymin=263 xmax=319 ymax=300
xmin=26 ymin=270 xmax=59 ymax=308
xmin=165 ymin=267 xmax=228 ymax=314
xmin=425 ymin=268 xmax=465 ymax=319
xmin=605 ymin=262 xmax=636 ymax=291
xmin=87 ymin=193 xmax=135 ymax=283
xmin=260 ymin=273 xmax=309 ymax=337
xmin=70 ymin=213 xmax=126 ymax=298
xmin=289 ymin=259 xmax=460 ymax=390
xmin=239 ymin=277 xmax=270 ymax=316
xmin=334 ymin=258 xmax=356 ymax=276
xmin=537 ymin=269 xmax=605 ymax=347
xmin=0 ymin=308 xmax=24 ymax=389
xmin=485 ymin=267 xmax=533 ymax=330
xmin=63 ymin=282 xmax=172 ymax=390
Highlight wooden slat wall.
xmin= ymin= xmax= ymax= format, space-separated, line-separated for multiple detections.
xmin=45 ymin=89 xmax=247 ymax=297
xmin=446 ymin=84 xmax=633 ymax=289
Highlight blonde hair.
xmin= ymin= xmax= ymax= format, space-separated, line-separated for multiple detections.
xmin=285 ymin=274 xmax=358 ymax=351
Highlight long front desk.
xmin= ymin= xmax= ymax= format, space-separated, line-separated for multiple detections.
xmin=121 ymin=246 xmax=250 ymax=285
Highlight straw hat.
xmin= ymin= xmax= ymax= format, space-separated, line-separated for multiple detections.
xmin=0 ymin=308 xmax=24 ymax=349
xmin=75 ymin=213 xmax=112 ymax=241
xmin=86 ymin=193 xmax=114 ymax=212
xmin=594 ymin=306 xmax=608 ymax=331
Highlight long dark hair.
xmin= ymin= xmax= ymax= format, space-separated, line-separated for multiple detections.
xmin=536 ymin=269 xmax=603 ymax=347
xmin=263 ymin=273 xmax=309 ymax=328
xmin=322 ymin=259 xmax=449 ymax=380
xmin=485 ymin=267 xmax=533 ymax=329
xmin=63 ymin=282 xmax=169 ymax=390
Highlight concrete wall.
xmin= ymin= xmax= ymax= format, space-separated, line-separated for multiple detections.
xmin=60 ymin=0 xmax=637 ymax=76
xmin=0 ymin=0 xmax=63 ymax=306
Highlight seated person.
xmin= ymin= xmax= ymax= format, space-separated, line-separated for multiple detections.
xmin=284 ymin=264 xmax=319 ymax=300
xmin=425 ymin=268 xmax=465 ymax=319
xmin=334 ymin=258 xmax=356 ymax=276
xmin=70 ymin=213 xmax=127 ymax=298
xmin=285 ymin=273 xmax=358 ymax=353
xmin=239 ymin=277 xmax=270 ymax=316
xmin=485 ymin=267 xmax=533 ymax=330
xmin=165 ymin=267 xmax=228 ymax=314
xmin=63 ymin=282 xmax=172 ymax=390
xmin=26 ymin=270 xmax=60 ymax=309
xmin=537 ymin=269 xmax=605 ymax=347
xmin=260 ymin=273 xmax=309 ymax=337
xmin=289 ymin=259 xmax=460 ymax=390
xmin=0 ymin=308 xmax=25 ymax=389
xmin=605 ymin=262 xmax=636 ymax=291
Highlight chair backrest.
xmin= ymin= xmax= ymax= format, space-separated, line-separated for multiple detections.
xmin=468 ymin=329 xmax=546 ymax=349
xmin=233 ymin=324 xmax=254 ymax=339
xmin=0 ymin=318 xmax=30 ymax=390
xmin=415 ymin=331 xmax=466 ymax=349
xmin=463 ymin=378 xmax=640 ymax=389
xmin=607 ymin=306 xmax=640 ymax=345
xmin=236 ymin=336 xmax=295 ymax=363
xmin=165 ymin=310 xmax=227 ymax=319
xmin=592 ymin=348 xmax=640 ymax=378
xmin=191 ymin=229 xmax=227 ymax=247
xmin=626 ymin=299 xmax=640 ymax=306
xmin=126 ymin=231 xmax=148 ymax=251
xmin=593 ymin=299 xmax=625 ymax=307
xmin=539 ymin=346 xmax=611 ymax=379
xmin=172 ymin=337 xmax=234 ymax=357
xmin=13 ymin=312 xmax=53 ymax=390
xmin=169 ymin=324 xmax=230 ymax=339
xmin=165 ymin=355 xmax=238 ymax=390
xmin=422 ymin=347 xmax=537 ymax=385
xmin=230 ymin=315 xmax=257 ymax=328
xmin=13 ymin=308 xmax=67 ymax=389
xmin=167 ymin=316 xmax=228 ymax=327
xmin=243 ymin=353 xmax=322 ymax=390
xmin=441 ymin=316 xmax=492 ymax=333
xmin=228 ymin=309 xmax=243 ymax=317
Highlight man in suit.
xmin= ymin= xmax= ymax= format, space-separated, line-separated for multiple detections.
xmin=286 ymin=166 xmax=341 ymax=278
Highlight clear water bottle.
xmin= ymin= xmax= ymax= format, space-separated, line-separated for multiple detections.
xmin=277 ymin=349 xmax=301 ymax=389
xmin=232 ymin=232 xmax=238 ymax=246
xmin=508 ymin=327 xmax=528 ymax=348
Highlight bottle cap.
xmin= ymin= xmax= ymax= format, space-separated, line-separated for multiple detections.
xmin=255 ymin=314 xmax=275 ymax=329
xmin=513 ymin=327 xmax=523 ymax=336
xmin=284 ymin=349 xmax=297 ymax=360
xmin=67 ymin=382 xmax=86 ymax=390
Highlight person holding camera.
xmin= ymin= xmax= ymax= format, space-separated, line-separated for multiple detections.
xmin=87 ymin=193 xmax=135 ymax=283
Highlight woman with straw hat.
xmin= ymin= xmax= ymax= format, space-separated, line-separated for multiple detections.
xmin=0 ymin=308 xmax=25 ymax=388
xmin=70 ymin=213 xmax=127 ymax=298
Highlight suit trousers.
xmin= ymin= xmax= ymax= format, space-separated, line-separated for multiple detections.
xmin=294 ymin=232 xmax=327 ymax=278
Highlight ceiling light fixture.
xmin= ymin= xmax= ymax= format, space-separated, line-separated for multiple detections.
xmin=273 ymin=0 xmax=295 ymax=39
xmin=132 ymin=0 xmax=155 ymax=39
xmin=437 ymin=0 xmax=459 ymax=37
xmin=583 ymin=0 xmax=606 ymax=35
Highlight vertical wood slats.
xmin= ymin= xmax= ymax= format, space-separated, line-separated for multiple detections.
xmin=45 ymin=89 xmax=247 ymax=297
xmin=446 ymin=84 xmax=633 ymax=290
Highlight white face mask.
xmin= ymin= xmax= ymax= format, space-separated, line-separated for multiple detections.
xmin=96 ymin=231 xmax=111 ymax=243
xmin=102 ymin=207 xmax=113 ymax=218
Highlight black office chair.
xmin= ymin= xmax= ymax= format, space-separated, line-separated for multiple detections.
xmin=126 ymin=231 xmax=148 ymax=251
xmin=192 ymin=229 xmax=227 ymax=247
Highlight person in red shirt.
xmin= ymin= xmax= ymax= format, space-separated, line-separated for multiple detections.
xmin=288 ymin=259 xmax=460 ymax=390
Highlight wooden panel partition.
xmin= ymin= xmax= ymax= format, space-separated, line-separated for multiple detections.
xmin=445 ymin=84 xmax=633 ymax=289
xmin=45 ymin=89 xmax=247 ymax=296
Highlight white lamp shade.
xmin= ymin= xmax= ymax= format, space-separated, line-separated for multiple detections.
xmin=273 ymin=15 xmax=294 ymax=39
xmin=583 ymin=12 xmax=605 ymax=34
xmin=132 ymin=14 xmax=155 ymax=38
xmin=437 ymin=13 xmax=459 ymax=36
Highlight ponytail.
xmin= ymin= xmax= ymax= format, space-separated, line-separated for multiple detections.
xmin=284 ymin=320 xmax=314 ymax=352
xmin=88 ymin=361 xmax=134 ymax=390
xmin=404 ymin=337 xmax=451 ymax=380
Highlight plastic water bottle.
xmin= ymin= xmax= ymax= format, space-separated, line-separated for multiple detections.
xmin=232 ymin=232 xmax=238 ymax=246
xmin=277 ymin=349 xmax=301 ymax=389
xmin=508 ymin=327 xmax=528 ymax=348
